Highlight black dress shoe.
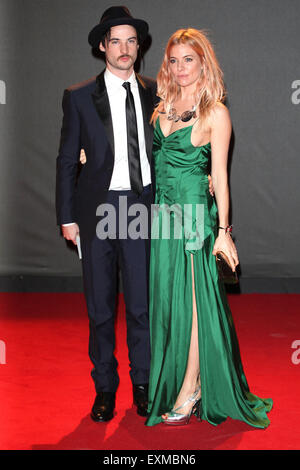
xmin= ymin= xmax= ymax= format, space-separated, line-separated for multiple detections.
xmin=91 ymin=392 xmax=115 ymax=422
xmin=133 ymin=384 xmax=149 ymax=417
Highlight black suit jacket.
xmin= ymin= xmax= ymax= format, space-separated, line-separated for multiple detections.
xmin=56 ymin=70 xmax=157 ymax=234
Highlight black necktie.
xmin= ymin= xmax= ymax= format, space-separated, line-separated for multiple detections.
xmin=122 ymin=81 xmax=143 ymax=195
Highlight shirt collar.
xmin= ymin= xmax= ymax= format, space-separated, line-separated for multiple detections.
xmin=104 ymin=68 xmax=137 ymax=92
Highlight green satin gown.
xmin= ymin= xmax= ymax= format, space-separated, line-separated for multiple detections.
xmin=145 ymin=118 xmax=273 ymax=427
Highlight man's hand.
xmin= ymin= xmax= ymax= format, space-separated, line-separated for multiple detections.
xmin=208 ymin=175 xmax=214 ymax=196
xmin=62 ymin=223 xmax=79 ymax=245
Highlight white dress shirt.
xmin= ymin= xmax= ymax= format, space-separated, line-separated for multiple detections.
xmin=104 ymin=68 xmax=151 ymax=190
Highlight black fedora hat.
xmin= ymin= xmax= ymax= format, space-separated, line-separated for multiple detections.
xmin=88 ymin=6 xmax=149 ymax=49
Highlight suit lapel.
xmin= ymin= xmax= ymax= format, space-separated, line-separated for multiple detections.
xmin=91 ymin=71 xmax=114 ymax=155
xmin=137 ymin=75 xmax=154 ymax=163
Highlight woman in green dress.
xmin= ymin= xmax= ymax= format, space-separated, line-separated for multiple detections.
xmin=145 ymin=28 xmax=272 ymax=427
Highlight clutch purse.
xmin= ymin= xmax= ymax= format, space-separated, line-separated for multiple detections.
xmin=216 ymin=251 xmax=238 ymax=284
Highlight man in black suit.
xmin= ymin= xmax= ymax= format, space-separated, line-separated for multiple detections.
xmin=56 ymin=6 xmax=157 ymax=422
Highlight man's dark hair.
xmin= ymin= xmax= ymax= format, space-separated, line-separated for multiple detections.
xmin=100 ymin=27 xmax=140 ymax=49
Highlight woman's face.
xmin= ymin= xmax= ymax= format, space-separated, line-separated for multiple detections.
xmin=168 ymin=43 xmax=203 ymax=89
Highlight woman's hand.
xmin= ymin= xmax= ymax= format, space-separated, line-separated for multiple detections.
xmin=212 ymin=232 xmax=239 ymax=272
xmin=80 ymin=149 xmax=87 ymax=164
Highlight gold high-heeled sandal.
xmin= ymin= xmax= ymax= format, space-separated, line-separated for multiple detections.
xmin=162 ymin=388 xmax=201 ymax=426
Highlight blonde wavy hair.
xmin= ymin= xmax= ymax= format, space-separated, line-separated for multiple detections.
xmin=152 ymin=28 xmax=226 ymax=122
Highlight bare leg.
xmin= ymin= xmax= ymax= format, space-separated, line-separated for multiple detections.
xmin=162 ymin=255 xmax=201 ymax=418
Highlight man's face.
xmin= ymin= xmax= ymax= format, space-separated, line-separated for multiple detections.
xmin=100 ymin=24 xmax=139 ymax=77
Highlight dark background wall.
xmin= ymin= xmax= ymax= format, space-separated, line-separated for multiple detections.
xmin=0 ymin=0 xmax=299 ymax=292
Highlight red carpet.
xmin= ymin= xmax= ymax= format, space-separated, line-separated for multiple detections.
xmin=0 ymin=292 xmax=299 ymax=450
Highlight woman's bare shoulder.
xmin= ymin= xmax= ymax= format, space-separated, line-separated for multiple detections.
xmin=208 ymin=102 xmax=231 ymax=131
xmin=211 ymin=101 xmax=230 ymax=119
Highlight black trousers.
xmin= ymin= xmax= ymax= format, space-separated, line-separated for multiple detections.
xmin=81 ymin=186 xmax=152 ymax=393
